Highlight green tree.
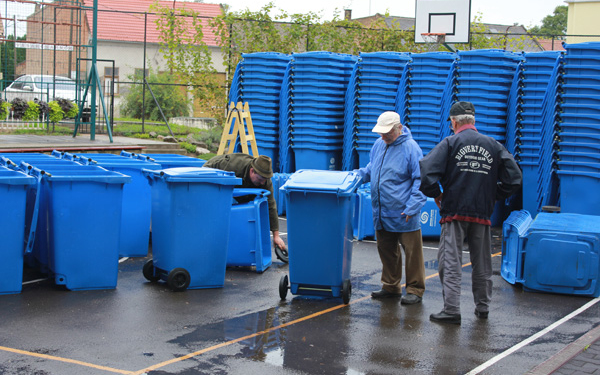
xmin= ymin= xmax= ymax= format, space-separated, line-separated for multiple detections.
xmin=121 ymin=70 xmax=189 ymax=121
xmin=0 ymin=35 xmax=27 ymax=89
xmin=529 ymin=5 xmax=567 ymax=37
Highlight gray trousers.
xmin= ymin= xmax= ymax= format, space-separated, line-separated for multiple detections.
xmin=438 ymin=221 xmax=492 ymax=315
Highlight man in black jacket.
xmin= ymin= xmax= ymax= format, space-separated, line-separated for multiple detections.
xmin=419 ymin=101 xmax=522 ymax=325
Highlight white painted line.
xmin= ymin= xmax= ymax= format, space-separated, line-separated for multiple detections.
xmin=466 ymin=297 xmax=600 ymax=375
xmin=424 ymin=246 xmax=439 ymax=250
xmin=118 ymin=257 xmax=129 ymax=263
xmin=22 ymin=278 xmax=47 ymax=285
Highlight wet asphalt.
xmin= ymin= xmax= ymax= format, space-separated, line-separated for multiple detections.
xmin=1 ymin=218 xmax=599 ymax=375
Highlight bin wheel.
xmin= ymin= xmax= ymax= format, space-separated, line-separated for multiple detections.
xmin=275 ymin=245 xmax=289 ymax=263
xmin=279 ymin=275 xmax=289 ymax=300
xmin=167 ymin=268 xmax=191 ymax=292
xmin=342 ymin=279 xmax=352 ymax=304
xmin=143 ymin=259 xmax=160 ymax=282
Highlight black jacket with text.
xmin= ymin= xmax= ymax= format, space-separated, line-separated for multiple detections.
xmin=419 ymin=126 xmax=522 ymax=225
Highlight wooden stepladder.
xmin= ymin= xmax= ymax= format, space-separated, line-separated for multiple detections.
xmin=217 ymin=102 xmax=259 ymax=156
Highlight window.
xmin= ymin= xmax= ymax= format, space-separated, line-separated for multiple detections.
xmin=103 ymin=66 xmax=119 ymax=96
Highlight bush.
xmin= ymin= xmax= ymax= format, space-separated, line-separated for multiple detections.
xmin=121 ymin=70 xmax=189 ymax=121
xmin=11 ymin=98 xmax=27 ymax=119
xmin=57 ymin=98 xmax=79 ymax=119
xmin=0 ymin=99 xmax=9 ymax=120
xmin=35 ymin=99 xmax=49 ymax=120
xmin=22 ymin=101 xmax=40 ymax=121
xmin=48 ymin=101 xmax=65 ymax=123
xmin=179 ymin=141 xmax=197 ymax=154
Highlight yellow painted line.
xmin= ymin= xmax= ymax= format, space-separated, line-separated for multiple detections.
xmin=1 ymin=251 xmax=503 ymax=374
xmin=0 ymin=345 xmax=135 ymax=374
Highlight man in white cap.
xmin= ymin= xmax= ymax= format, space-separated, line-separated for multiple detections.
xmin=356 ymin=111 xmax=427 ymax=305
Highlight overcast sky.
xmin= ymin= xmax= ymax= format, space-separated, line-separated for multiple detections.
xmin=1 ymin=0 xmax=567 ymax=38
xmin=218 ymin=0 xmax=567 ymax=28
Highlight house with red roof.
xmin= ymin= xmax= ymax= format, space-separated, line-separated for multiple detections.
xmin=22 ymin=0 xmax=223 ymax=117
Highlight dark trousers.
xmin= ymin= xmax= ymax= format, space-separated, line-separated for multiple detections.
xmin=375 ymin=228 xmax=425 ymax=297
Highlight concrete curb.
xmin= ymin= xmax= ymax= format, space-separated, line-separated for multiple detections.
xmin=526 ymin=324 xmax=600 ymax=375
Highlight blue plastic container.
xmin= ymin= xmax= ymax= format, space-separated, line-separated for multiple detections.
xmin=557 ymin=170 xmax=600 ymax=215
xmin=126 ymin=153 xmax=207 ymax=168
xmin=143 ymin=167 xmax=241 ymax=290
xmin=227 ymin=189 xmax=272 ymax=273
xmin=523 ymin=212 xmax=600 ymax=297
xmin=501 ymin=210 xmax=534 ymax=285
xmin=420 ymin=198 xmax=442 ymax=237
xmin=30 ymin=165 xmax=131 ymax=290
xmin=74 ymin=154 xmax=162 ymax=257
xmin=280 ymin=170 xmax=362 ymax=303
xmin=293 ymin=146 xmax=341 ymax=171
xmin=0 ymin=167 xmax=36 ymax=294
xmin=354 ymin=187 xmax=375 ymax=240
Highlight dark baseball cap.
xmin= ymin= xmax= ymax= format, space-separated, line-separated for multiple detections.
xmin=449 ymin=101 xmax=475 ymax=117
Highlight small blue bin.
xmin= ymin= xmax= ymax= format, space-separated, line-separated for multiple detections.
xmin=0 ymin=167 xmax=36 ymax=294
xmin=30 ymin=165 xmax=131 ymax=290
xmin=279 ymin=170 xmax=362 ymax=303
xmin=353 ymin=187 xmax=375 ymax=240
xmin=227 ymin=189 xmax=272 ymax=273
xmin=143 ymin=167 xmax=241 ymax=291
xmin=420 ymin=198 xmax=442 ymax=237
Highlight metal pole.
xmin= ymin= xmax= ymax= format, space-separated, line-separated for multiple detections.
xmin=142 ymin=12 xmax=147 ymax=134
xmin=90 ymin=0 xmax=98 ymax=140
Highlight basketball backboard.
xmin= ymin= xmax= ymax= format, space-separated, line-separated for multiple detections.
xmin=414 ymin=0 xmax=471 ymax=44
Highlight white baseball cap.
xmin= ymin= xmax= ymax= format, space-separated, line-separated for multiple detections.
xmin=372 ymin=111 xmax=401 ymax=133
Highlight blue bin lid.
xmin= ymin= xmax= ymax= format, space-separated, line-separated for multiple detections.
xmin=143 ymin=167 xmax=242 ymax=185
xmin=282 ymin=169 xmax=361 ymax=196
xmin=0 ymin=167 xmax=36 ymax=185
xmin=30 ymin=165 xmax=131 ymax=184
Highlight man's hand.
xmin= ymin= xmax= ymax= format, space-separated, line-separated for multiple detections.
xmin=434 ymin=193 xmax=443 ymax=209
xmin=273 ymin=231 xmax=287 ymax=250
xmin=401 ymin=213 xmax=412 ymax=222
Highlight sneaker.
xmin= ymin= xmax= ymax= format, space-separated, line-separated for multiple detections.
xmin=371 ymin=289 xmax=402 ymax=299
xmin=474 ymin=309 xmax=489 ymax=319
xmin=430 ymin=310 xmax=461 ymax=325
xmin=401 ymin=293 xmax=422 ymax=305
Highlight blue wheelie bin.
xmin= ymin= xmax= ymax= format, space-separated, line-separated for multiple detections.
xmin=142 ymin=167 xmax=241 ymax=291
xmin=69 ymin=153 xmax=161 ymax=258
xmin=279 ymin=170 xmax=362 ymax=304
xmin=0 ymin=166 xmax=36 ymax=294
xmin=227 ymin=188 xmax=272 ymax=273
xmin=28 ymin=165 xmax=131 ymax=290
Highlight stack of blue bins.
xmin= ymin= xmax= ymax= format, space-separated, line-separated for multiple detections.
xmin=407 ymin=52 xmax=457 ymax=155
xmin=535 ymin=57 xmax=563 ymax=210
xmin=284 ymin=52 xmax=357 ymax=171
xmin=353 ymin=52 xmax=411 ymax=167
xmin=238 ymin=52 xmax=291 ymax=168
xmin=271 ymin=172 xmax=292 ymax=215
xmin=518 ymin=51 xmax=563 ymax=214
xmin=1 ymin=153 xmax=131 ymax=291
xmin=502 ymin=210 xmax=600 ymax=298
xmin=0 ymin=165 xmax=35 ymax=295
xmin=455 ymin=50 xmax=523 ymax=144
xmin=556 ymin=42 xmax=600 ymax=215
xmin=278 ymin=62 xmax=294 ymax=173
xmin=57 ymin=151 xmax=161 ymax=258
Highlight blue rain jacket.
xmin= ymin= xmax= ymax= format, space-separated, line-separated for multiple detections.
xmin=357 ymin=127 xmax=427 ymax=233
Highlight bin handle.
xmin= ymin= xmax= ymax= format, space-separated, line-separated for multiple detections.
xmin=233 ymin=188 xmax=270 ymax=199
xmin=24 ymin=173 xmax=43 ymax=255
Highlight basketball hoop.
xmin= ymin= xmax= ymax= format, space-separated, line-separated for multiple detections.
xmin=421 ymin=33 xmax=446 ymax=52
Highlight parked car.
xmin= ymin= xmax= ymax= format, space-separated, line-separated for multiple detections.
xmin=2 ymin=74 xmax=84 ymax=103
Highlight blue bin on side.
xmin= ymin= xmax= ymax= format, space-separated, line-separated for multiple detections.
xmin=74 ymin=155 xmax=161 ymax=257
xmin=502 ymin=210 xmax=600 ymax=297
xmin=143 ymin=167 xmax=241 ymax=291
xmin=227 ymin=189 xmax=272 ymax=273
xmin=30 ymin=166 xmax=131 ymax=290
xmin=0 ymin=167 xmax=36 ymax=294
xmin=127 ymin=153 xmax=207 ymax=169
xmin=279 ymin=170 xmax=362 ymax=303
